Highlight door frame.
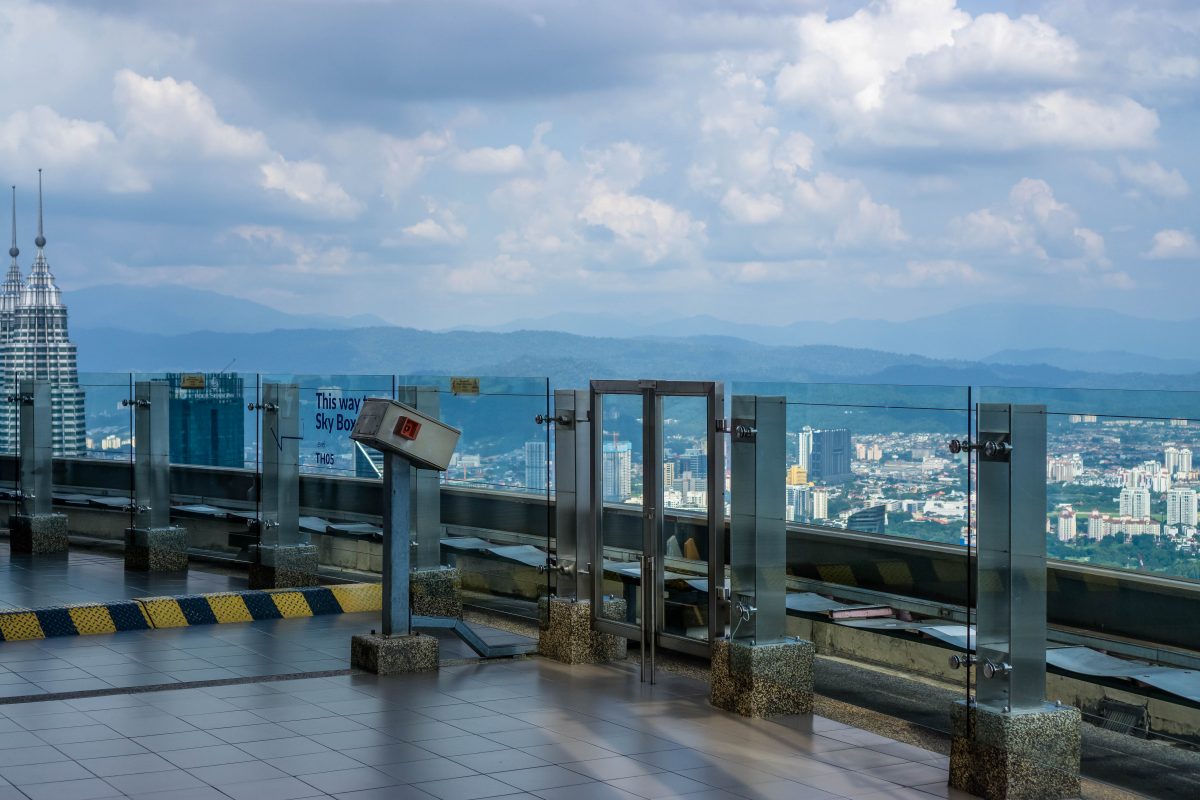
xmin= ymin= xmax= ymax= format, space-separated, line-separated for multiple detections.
xmin=589 ymin=380 xmax=725 ymax=660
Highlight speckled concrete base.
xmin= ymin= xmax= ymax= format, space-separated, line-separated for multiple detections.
xmin=538 ymin=597 xmax=628 ymax=664
xmin=710 ymin=638 xmax=815 ymax=718
xmin=351 ymin=633 xmax=439 ymax=674
xmin=9 ymin=513 xmax=68 ymax=554
xmin=950 ymin=701 xmax=1081 ymax=800
xmin=124 ymin=526 xmax=188 ymax=572
xmin=411 ymin=567 xmax=463 ymax=618
xmin=248 ymin=544 xmax=319 ymax=589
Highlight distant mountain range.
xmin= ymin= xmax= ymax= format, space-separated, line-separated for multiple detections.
xmin=69 ymin=284 xmax=388 ymax=335
xmin=64 ymin=284 xmax=1200 ymax=391
xmin=466 ymin=304 xmax=1199 ymax=363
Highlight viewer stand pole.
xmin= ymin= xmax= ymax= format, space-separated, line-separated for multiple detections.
xmin=383 ymin=452 xmax=412 ymax=638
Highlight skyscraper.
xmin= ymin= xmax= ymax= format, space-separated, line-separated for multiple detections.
xmin=810 ymin=428 xmax=852 ymax=483
xmin=524 ymin=439 xmax=548 ymax=491
xmin=167 ymin=372 xmax=244 ymax=467
xmin=1057 ymin=508 xmax=1077 ymax=542
xmin=0 ymin=173 xmax=85 ymax=456
xmin=602 ymin=440 xmax=632 ymax=502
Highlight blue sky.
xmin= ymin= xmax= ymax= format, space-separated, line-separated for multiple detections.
xmin=1 ymin=0 xmax=1197 ymax=329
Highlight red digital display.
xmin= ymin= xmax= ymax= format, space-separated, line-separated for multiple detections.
xmin=393 ymin=416 xmax=421 ymax=441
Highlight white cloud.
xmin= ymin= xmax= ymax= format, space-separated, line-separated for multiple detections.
xmin=1144 ymin=229 xmax=1200 ymax=260
xmin=955 ymin=178 xmax=1106 ymax=265
xmin=493 ymin=132 xmax=704 ymax=267
xmin=114 ymin=70 xmax=268 ymax=159
xmin=793 ymin=173 xmax=907 ymax=248
xmin=259 ymin=157 xmax=361 ymax=218
xmin=394 ymin=205 xmax=467 ymax=245
xmin=453 ymin=145 xmax=526 ymax=174
xmin=1117 ymin=158 xmax=1190 ymax=199
xmin=867 ymin=259 xmax=986 ymax=288
xmin=775 ymin=1 xmax=1158 ymax=151
xmin=441 ymin=254 xmax=536 ymax=295
xmin=231 ymin=224 xmax=355 ymax=276
xmin=379 ymin=131 xmax=451 ymax=203
xmin=720 ymin=188 xmax=783 ymax=225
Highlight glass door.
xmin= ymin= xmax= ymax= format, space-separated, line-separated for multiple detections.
xmin=591 ymin=380 xmax=725 ymax=673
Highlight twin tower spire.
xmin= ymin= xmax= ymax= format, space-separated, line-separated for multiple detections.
xmin=4 ymin=169 xmax=60 ymax=311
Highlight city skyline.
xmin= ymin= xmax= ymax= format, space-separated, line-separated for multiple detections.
xmin=0 ymin=1 xmax=1196 ymax=330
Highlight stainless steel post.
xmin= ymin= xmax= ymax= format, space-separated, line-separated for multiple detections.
xmin=383 ymin=452 xmax=412 ymax=637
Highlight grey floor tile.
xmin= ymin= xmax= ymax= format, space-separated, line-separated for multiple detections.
xmin=375 ymin=757 xmax=480 ymax=783
xmin=531 ymin=783 xmax=644 ymax=800
xmin=299 ymin=766 xmax=404 ymax=794
xmin=562 ymin=756 xmax=663 ymax=782
xmin=162 ymin=743 xmax=261 ymax=769
xmin=521 ymin=741 xmax=619 ymax=764
xmin=18 ymin=777 xmax=124 ymax=800
xmin=180 ymin=709 xmax=270 ymax=729
xmin=417 ymin=774 xmax=527 ymax=800
xmin=32 ymin=723 xmax=123 ymax=745
xmin=212 ymin=722 xmax=299 ymax=743
xmin=78 ymin=751 xmax=177 ymax=777
xmin=675 ymin=764 xmax=785 ymax=790
xmin=0 ymin=733 xmax=63 ymax=756
xmin=57 ymin=737 xmax=150 ymax=760
xmin=812 ymin=747 xmax=910 ymax=771
xmin=274 ymin=750 xmax=368 ymax=776
xmin=796 ymin=769 xmax=904 ymax=798
xmin=857 ymin=788 xmax=952 ymax=800
xmin=342 ymin=742 xmax=437 ymax=766
xmin=103 ymin=767 xmax=209 ymax=795
xmin=863 ymin=762 xmax=949 ymax=788
xmin=219 ymin=775 xmax=330 ymax=800
xmin=132 ymin=729 xmax=227 ymax=751
xmin=127 ymin=787 xmax=232 ymax=800
xmin=452 ymin=749 xmax=550 ymax=774
xmin=493 ymin=765 xmax=595 ymax=792
xmin=0 ymin=730 xmax=47 ymax=748
xmin=188 ymin=759 xmax=292 ymax=785
xmin=867 ymin=741 xmax=943 ymax=762
xmin=422 ymin=735 xmax=512 ymax=757
xmin=631 ymin=750 xmax=721 ymax=771
xmin=606 ymin=773 xmax=715 ymax=799
xmin=0 ymin=760 xmax=94 ymax=785
xmin=239 ymin=736 xmax=334 ymax=759
xmin=482 ymin=729 xmax=567 ymax=749
xmin=333 ymin=785 xmax=439 ymax=800
xmin=730 ymin=779 xmax=842 ymax=800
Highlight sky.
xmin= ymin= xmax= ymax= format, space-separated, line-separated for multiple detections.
xmin=1 ymin=0 xmax=1197 ymax=329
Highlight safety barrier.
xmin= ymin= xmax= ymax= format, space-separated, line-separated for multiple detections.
xmin=0 ymin=583 xmax=382 ymax=642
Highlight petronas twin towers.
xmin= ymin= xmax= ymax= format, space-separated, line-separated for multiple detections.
xmin=0 ymin=171 xmax=86 ymax=456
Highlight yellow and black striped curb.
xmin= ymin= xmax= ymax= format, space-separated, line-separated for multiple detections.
xmin=0 ymin=583 xmax=382 ymax=642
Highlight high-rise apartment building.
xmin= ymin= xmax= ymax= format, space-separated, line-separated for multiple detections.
xmin=0 ymin=174 xmax=85 ymax=456
xmin=1119 ymin=486 xmax=1152 ymax=519
xmin=796 ymin=427 xmax=813 ymax=471
xmin=1167 ymin=487 xmax=1197 ymax=526
xmin=524 ymin=439 xmax=548 ymax=491
xmin=603 ymin=440 xmax=632 ymax=502
xmin=1165 ymin=446 xmax=1193 ymax=476
xmin=1057 ymin=508 xmax=1077 ymax=542
xmin=810 ymin=428 xmax=853 ymax=483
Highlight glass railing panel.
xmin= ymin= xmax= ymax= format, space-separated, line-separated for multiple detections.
xmin=65 ymin=372 xmax=135 ymax=538
xmin=732 ymin=380 xmax=973 ymax=745
xmin=398 ymin=374 xmax=551 ymax=621
xmin=975 ymin=385 xmax=1200 ymax=799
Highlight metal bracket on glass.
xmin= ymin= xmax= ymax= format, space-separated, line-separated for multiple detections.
xmin=535 ymin=412 xmax=575 ymax=427
xmin=6 ymin=393 xmax=33 ymax=405
xmin=734 ymin=424 xmax=757 ymax=440
xmin=120 ymin=398 xmax=152 ymax=409
xmin=247 ymin=402 xmax=279 ymax=412
xmin=735 ymin=601 xmax=757 ymax=622
xmin=715 ymin=418 xmax=731 ymax=434
xmin=947 ymin=438 xmax=1011 ymax=460
xmin=982 ymin=659 xmax=1013 ymax=680
xmin=949 ymin=654 xmax=977 ymax=670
